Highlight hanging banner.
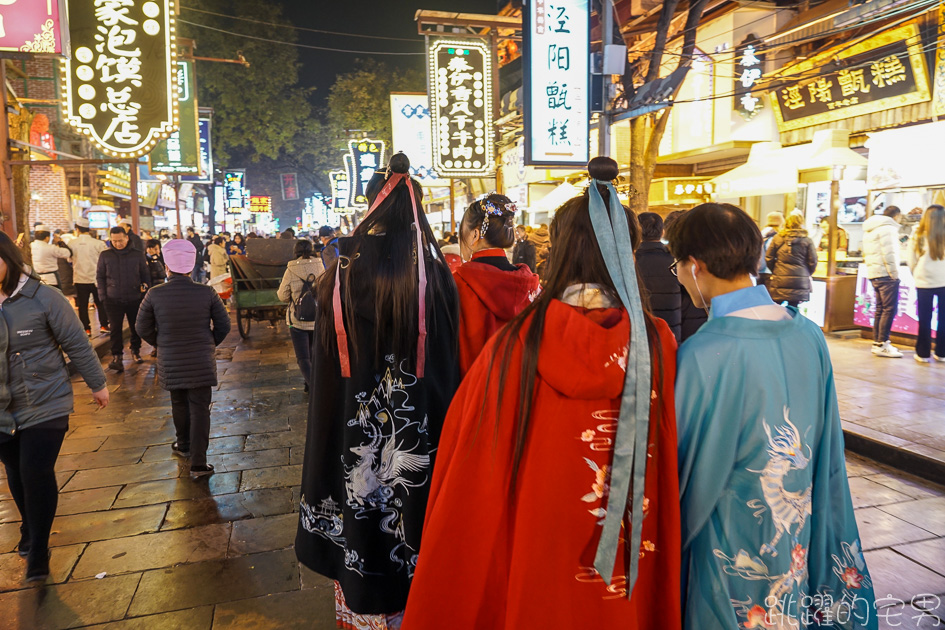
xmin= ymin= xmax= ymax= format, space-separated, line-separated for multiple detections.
xmin=0 ymin=0 xmax=69 ymax=57
xmin=281 ymin=173 xmax=299 ymax=201
xmin=62 ymin=0 xmax=177 ymax=158
xmin=223 ymin=170 xmax=245 ymax=212
xmin=428 ymin=39 xmax=495 ymax=177
xmin=523 ymin=0 xmax=589 ymax=167
xmin=390 ymin=92 xmax=446 ymax=185
xmin=770 ymin=22 xmax=930 ymax=132
xmin=150 ymin=59 xmax=200 ymax=175
xmin=181 ymin=115 xmax=213 ymax=183
xmin=347 ymin=139 xmax=384 ymax=208
xmin=330 ymin=170 xmax=351 ymax=214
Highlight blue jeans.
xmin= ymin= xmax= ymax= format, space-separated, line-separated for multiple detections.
xmin=916 ymin=286 xmax=945 ymax=359
xmin=870 ymin=277 xmax=900 ymax=344
xmin=290 ymin=327 xmax=314 ymax=387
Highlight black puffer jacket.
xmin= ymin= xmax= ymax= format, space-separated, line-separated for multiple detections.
xmin=512 ymin=238 xmax=537 ymax=272
xmin=766 ymin=229 xmax=818 ymax=303
xmin=635 ymin=241 xmax=681 ymax=341
xmin=135 ymin=275 xmax=231 ymax=390
xmin=97 ymin=246 xmax=149 ymax=303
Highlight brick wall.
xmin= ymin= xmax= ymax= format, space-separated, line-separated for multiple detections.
xmin=29 ymin=165 xmax=71 ymax=231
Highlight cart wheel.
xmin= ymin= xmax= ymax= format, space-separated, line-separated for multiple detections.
xmin=237 ymin=309 xmax=251 ymax=338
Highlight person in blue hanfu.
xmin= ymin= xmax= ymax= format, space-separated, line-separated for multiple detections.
xmin=666 ymin=203 xmax=877 ymax=630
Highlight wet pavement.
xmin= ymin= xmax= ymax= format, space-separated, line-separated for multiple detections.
xmin=0 ymin=324 xmax=942 ymax=628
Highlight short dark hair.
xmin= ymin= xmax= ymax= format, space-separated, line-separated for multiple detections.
xmin=884 ymin=205 xmax=901 ymax=218
xmin=294 ymin=239 xmax=313 ymax=259
xmin=665 ymin=203 xmax=762 ymax=280
xmin=110 ymin=226 xmax=125 ymax=236
xmin=77 ymin=225 xmax=90 ymax=233
xmin=146 ymin=238 xmax=161 ymax=249
xmin=213 ymin=236 xmax=224 ymax=246
xmin=637 ymin=212 xmax=664 ymax=242
xmin=0 ymin=232 xmax=29 ymax=296
xmin=34 ymin=230 xmax=50 ymax=241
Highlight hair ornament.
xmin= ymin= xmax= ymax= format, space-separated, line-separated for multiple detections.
xmin=476 ymin=193 xmax=517 ymax=238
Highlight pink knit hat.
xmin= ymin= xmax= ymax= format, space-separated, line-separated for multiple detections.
xmin=163 ymin=239 xmax=196 ymax=274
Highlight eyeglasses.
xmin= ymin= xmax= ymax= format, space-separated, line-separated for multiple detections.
xmin=670 ymin=259 xmax=680 ymax=277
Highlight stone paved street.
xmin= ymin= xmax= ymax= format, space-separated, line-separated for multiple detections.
xmin=0 ymin=324 xmax=942 ymax=629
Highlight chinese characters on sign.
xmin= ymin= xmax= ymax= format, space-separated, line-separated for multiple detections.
xmin=150 ymin=59 xmax=199 ymax=174
xmin=523 ymin=0 xmax=588 ymax=166
xmin=223 ymin=170 xmax=245 ymax=212
xmin=181 ymin=115 xmax=213 ymax=183
xmin=62 ymin=0 xmax=177 ymax=158
xmin=329 ymin=170 xmax=351 ymax=214
xmin=281 ymin=173 xmax=299 ymax=201
xmin=249 ymin=195 xmax=272 ymax=214
xmin=735 ymin=36 xmax=764 ymax=120
xmin=347 ymin=140 xmax=384 ymax=207
xmin=0 ymin=0 xmax=68 ymax=56
xmin=427 ymin=40 xmax=495 ymax=177
xmin=771 ymin=24 xmax=930 ymax=132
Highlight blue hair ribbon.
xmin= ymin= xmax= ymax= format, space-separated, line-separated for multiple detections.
xmin=586 ymin=179 xmax=652 ymax=598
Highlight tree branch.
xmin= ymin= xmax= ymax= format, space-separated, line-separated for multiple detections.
xmin=644 ymin=0 xmax=681 ymax=84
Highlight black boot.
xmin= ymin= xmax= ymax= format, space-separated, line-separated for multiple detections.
xmin=25 ymin=547 xmax=50 ymax=583
xmin=16 ymin=523 xmax=29 ymax=557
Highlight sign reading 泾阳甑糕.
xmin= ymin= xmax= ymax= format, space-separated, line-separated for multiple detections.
xmin=770 ymin=22 xmax=930 ymax=132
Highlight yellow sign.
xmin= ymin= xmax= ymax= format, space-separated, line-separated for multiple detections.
xmin=769 ymin=23 xmax=930 ymax=132
xmin=249 ymin=195 xmax=272 ymax=213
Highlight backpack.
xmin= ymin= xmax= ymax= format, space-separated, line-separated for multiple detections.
xmin=293 ymin=273 xmax=318 ymax=322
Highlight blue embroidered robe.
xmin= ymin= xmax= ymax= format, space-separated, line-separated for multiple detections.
xmin=676 ymin=303 xmax=877 ymax=630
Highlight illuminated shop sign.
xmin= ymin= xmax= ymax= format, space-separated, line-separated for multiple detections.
xmin=523 ymin=0 xmax=589 ymax=167
xmin=771 ymin=23 xmax=930 ymax=132
xmin=390 ymin=92 xmax=443 ymax=184
xmin=329 ymin=169 xmax=350 ymax=214
xmin=249 ymin=195 xmax=272 ymax=213
xmin=347 ymin=139 xmax=384 ymax=208
xmin=428 ymin=39 xmax=494 ymax=177
xmin=0 ymin=0 xmax=69 ymax=56
xmin=62 ymin=0 xmax=177 ymax=158
xmin=735 ymin=36 xmax=764 ymax=121
xmin=150 ymin=59 xmax=199 ymax=174
xmin=223 ymin=170 xmax=245 ymax=212
xmin=281 ymin=173 xmax=299 ymax=201
xmin=181 ymin=115 xmax=213 ymax=183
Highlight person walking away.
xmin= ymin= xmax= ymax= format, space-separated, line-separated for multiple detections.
xmin=908 ymin=205 xmax=945 ymax=364
xmin=636 ymin=212 xmax=681 ymax=341
xmin=30 ymin=225 xmax=71 ymax=289
xmin=528 ymin=223 xmax=551 ymax=278
xmin=453 ymin=194 xmax=540 ymax=376
xmin=664 ymin=210 xmax=706 ymax=340
xmin=97 ymin=226 xmax=150 ymax=371
xmin=863 ymin=206 xmax=904 ymax=357
xmin=757 ymin=211 xmax=784 ymax=289
xmin=117 ymin=217 xmax=144 ymax=252
xmin=206 ymin=236 xmax=228 ymax=281
xmin=296 ymin=153 xmax=459 ymax=627
xmin=145 ymin=239 xmax=167 ymax=286
xmin=511 ymin=224 xmax=537 ymax=272
xmin=70 ymin=218 xmax=110 ymax=336
xmin=277 ymin=239 xmax=325 ymax=393
xmin=318 ymin=226 xmax=339 ymax=269
xmin=403 ymin=158 xmax=680 ymax=629
xmin=186 ymin=227 xmax=204 ymax=282
xmin=665 ymin=203 xmax=876 ymax=630
xmin=0 ymin=232 xmax=109 ymax=581
xmin=136 ymin=239 xmax=230 ymax=477
xmin=765 ymin=213 xmax=817 ymax=308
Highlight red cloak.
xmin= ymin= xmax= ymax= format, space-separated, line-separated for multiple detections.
xmin=402 ymin=299 xmax=681 ymax=629
xmin=453 ymin=248 xmax=540 ymax=376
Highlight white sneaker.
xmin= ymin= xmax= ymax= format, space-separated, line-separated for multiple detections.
xmin=934 ymin=355 xmax=945 ymax=363
xmin=874 ymin=341 xmax=903 ymax=358
xmin=915 ymin=354 xmax=930 ymax=364
xmin=871 ymin=344 xmax=883 ymax=355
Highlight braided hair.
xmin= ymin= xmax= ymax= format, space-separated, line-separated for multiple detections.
xmin=460 ymin=193 xmax=517 ymax=250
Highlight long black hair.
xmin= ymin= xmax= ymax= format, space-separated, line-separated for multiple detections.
xmin=487 ymin=178 xmax=663 ymax=484
xmin=0 ymin=232 xmax=33 ymax=296
xmin=316 ymin=156 xmax=457 ymax=371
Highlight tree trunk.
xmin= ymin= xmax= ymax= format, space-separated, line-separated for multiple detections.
xmin=628 ymin=116 xmax=648 ymax=215
xmin=10 ymin=108 xmax=33 ymax=262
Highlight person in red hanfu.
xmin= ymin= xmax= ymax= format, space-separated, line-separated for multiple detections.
xmin=453 ymin=193 xmax=540 ymax=376
xmin=402 ymin=158 xmax=682 ymax=630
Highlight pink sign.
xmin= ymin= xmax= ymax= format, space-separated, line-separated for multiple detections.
xmin=0 ymin=0 xmax=68 ymax=56
xmin=854 ymin=265 xmax=938 ymax=338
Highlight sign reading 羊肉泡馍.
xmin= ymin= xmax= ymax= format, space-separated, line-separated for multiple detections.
xmin=223 ymin=170 xmax=245 ymax=212
xmin=150 ymin=59 xmax=199 ymax=175
xmin=62 ymin=0 xmax=177 ymax=158
xmin=330 ymin=170 xmax=351 ymax=215
xmin=0 ymin=0 xmax=69 ymax=56
xmin=523 ymin=0 xmax=589 ymax=167
xmin=428 ymin=40 xmax=494 ymax=177
xmin=347 ymin=140 xmax=385 ymax=207
xmin=770 ymin=22 xmax=930 ymax=132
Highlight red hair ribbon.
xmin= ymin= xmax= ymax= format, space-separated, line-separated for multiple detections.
xmin=332 ymin=172 xmax=427 ymax=378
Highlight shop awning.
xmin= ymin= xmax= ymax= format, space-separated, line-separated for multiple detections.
xmin=530 ymin=181 xmax=580 ymax=214
xmin=709 ymin=142 xmax=807 ymax=198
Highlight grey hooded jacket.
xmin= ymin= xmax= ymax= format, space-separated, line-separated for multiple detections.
xmin=0 ymin=275 xmax=107 ymax=434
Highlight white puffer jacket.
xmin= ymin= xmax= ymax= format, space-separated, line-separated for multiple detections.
xmin=907 ymin=235 xmax=945 ymax=289
xmin=862 ymin=215 xmax=901 ymax=280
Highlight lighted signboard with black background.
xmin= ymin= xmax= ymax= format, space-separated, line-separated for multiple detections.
xmin=150 ymin=59 xmax=199 ymax=174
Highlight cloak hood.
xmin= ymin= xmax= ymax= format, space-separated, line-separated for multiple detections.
xmin=453 ymin=258 xmax=540 ymax=321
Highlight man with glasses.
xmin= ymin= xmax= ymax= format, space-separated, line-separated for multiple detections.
xmin=665 ymin=203 xmax=876 ymax=630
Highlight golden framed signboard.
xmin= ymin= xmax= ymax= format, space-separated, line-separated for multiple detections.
xmin=770 ymin=22 xmax=930 ymax=132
